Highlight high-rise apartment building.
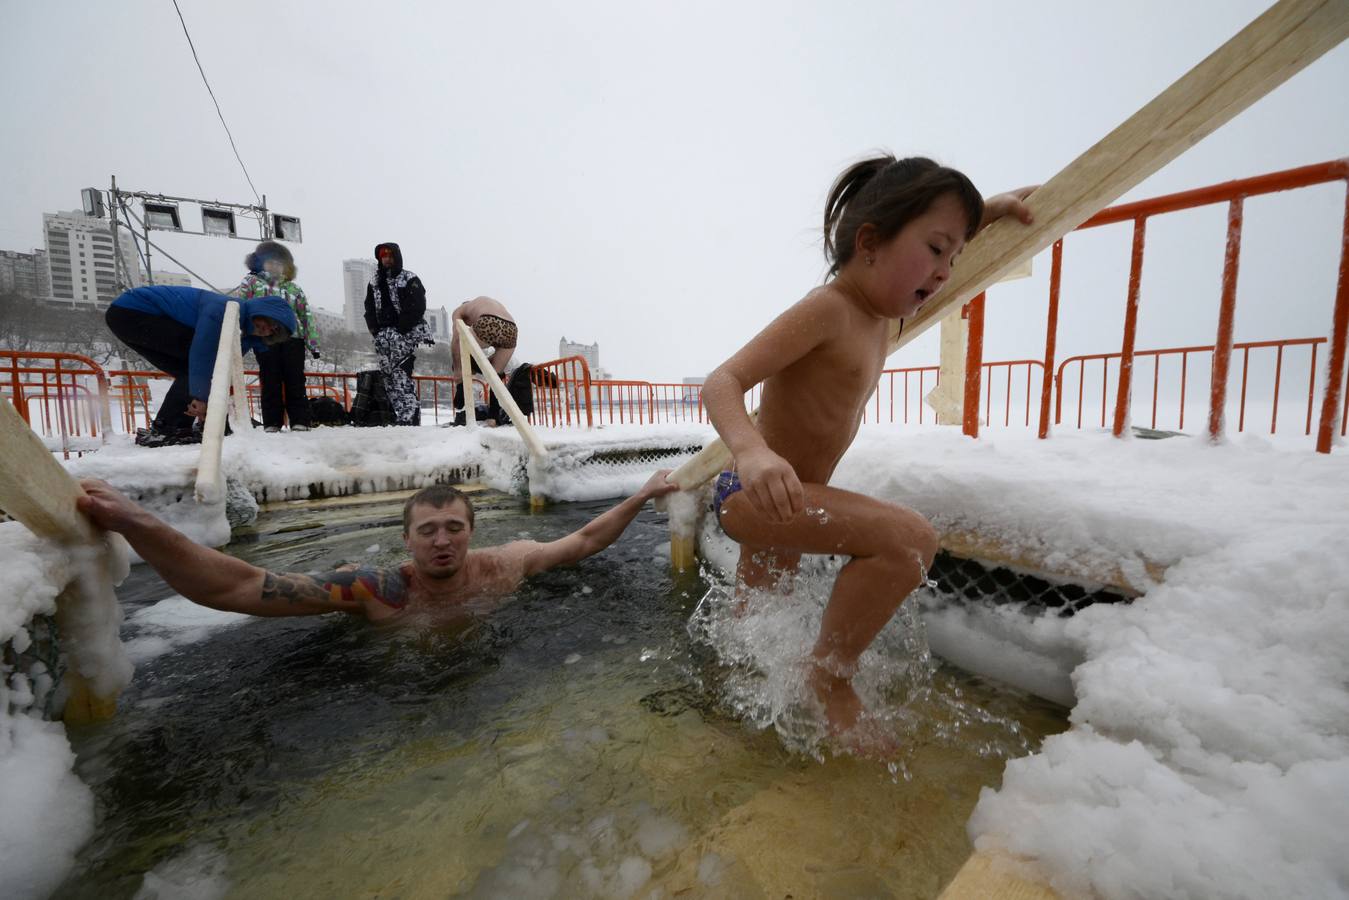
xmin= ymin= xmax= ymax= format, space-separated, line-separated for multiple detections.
xmin=150 ymin=270 xmax=192 ymax=287
xmin=311 ymin=307 xmax=347 ymax=338
xmin=342 ymin=258 xmax=376 ymax=332
xmin=0 ymin=249 xmax=51 ymax=298
xmin=427 ymin=306 xmax=450 ymax=342
xmin=43 ymin=210 xmax=141 ymax=306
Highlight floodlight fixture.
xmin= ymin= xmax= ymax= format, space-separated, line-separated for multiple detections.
xmin=201 ymin=207 xmax=237 ymax=237
xmin=271 ymin=214 xmax=302 ymax=243
xmin=81 ymin=188 xmax=106 ymax=218
xmin=143 ymin=201 xmax=182 ymax=231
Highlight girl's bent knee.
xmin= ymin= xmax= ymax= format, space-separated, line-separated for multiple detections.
xmin=884 ymin=510 xmax=938 ymax=569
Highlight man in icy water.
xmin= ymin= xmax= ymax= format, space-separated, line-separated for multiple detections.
xmin=76 ymin=472 xmax=677 ymax=624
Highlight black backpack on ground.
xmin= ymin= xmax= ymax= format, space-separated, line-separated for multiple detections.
xmin=349 ymin=370 xmax=395 ymax=426
xmin=308 ymin=395 xmax=350 ymax=427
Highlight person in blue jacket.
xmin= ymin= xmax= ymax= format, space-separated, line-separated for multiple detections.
xmin=105 ymin=285 xmax=297 ymax=447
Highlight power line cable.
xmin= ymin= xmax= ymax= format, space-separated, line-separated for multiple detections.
xmin=170 ymin=0 xmax=262 ymax=205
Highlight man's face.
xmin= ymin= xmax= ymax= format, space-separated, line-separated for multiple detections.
xmin=403 ymin=499 xmax=472 ymax=580
xmin=378 ymin=249 xmax=396 ymax=269
xmin=251 ymin=317 xmax=276 ymax=337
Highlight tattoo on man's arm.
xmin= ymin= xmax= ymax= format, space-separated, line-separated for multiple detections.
xmin=260 ymin=566 xmax=407 ymax=609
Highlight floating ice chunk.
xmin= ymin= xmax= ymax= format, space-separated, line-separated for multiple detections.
xmin=697 ymin=852 xmax=726 ymax=885
xmin=507 ymin=819 xmax=530 ymax=840
xmin=122 ymin=596 xmax=250 ymax=664
xmin=614 ymin=856 xmax=652 ymax=897
xmin=364 ymin=543 xmax=380 ymax=554
xmin=580 ymin=585 xmax=593 ymax=595
xmin=634 ymin=814 xmax=686 ymax=858
xmin=639 ymin=648 xmax=658 ymax=662
xmin=564 ymin=653 xmax=582 ymax=665
xmin=133 ymin=845 xmax=229 ymax=900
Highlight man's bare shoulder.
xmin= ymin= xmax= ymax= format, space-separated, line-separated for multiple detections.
xmin=466 ymin=541 xmax=541 ymax=573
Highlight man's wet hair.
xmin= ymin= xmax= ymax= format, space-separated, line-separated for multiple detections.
xmin=402 ymin=484 xmax=475 ymax=534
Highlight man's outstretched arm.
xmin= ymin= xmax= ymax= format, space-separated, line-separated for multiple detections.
xmin=77 ymin=479 xmax=381 ymax=618
xmin=520 ymin=470 xmax=679 ymax=577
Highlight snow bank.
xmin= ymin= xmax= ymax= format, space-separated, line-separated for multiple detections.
xmin=0 ymin=523 xmax=132 ymax=900
xmin=828 ymin=427 xmax=1349 ymax=899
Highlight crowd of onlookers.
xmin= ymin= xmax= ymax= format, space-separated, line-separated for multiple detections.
xmin=106 ymin=240 xmax=517 ymax=446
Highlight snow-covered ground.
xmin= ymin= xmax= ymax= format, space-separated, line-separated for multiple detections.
xmin=2 ymin=422 xmax=1347 ymax=898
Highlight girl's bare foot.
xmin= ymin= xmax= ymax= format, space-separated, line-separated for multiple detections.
xmin=807 ymin=658 xmax=865 ymax=735
xmin=807 ymin=658 xmax=902 ymax=759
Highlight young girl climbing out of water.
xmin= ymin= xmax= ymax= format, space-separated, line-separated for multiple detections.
xmin=701 ymin=155 xmax=1034 ymax=747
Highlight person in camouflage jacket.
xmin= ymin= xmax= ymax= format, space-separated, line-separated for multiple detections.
xmin=234 ymin=241 xmax=320 ymax=431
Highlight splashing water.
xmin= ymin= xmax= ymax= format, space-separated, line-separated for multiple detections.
xmin=687 ymin=557 xmax=1033 ymax=768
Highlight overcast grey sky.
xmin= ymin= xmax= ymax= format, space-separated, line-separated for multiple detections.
xmin=2 ymin=1 xmax=1346 ymax=382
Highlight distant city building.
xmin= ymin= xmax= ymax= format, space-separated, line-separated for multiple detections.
xmin=310 ymin=308 xmax=347 ymax=338
xmin=342 ymin=258 xmax=376 ymax=332
xmin=682 ymin=375 xmax=706 ymax=401
xmin=150 ymin=270 xmax=192 ymax=287
xmin=0 ymin=249 xmax=51 ymax=298
xmin=559 ymin=336 xmax=599 ymax=373
xmin=43 ymin=210 xmax=141 ymax=306
xmin=427 ymin=305 xmax=451 ymax=342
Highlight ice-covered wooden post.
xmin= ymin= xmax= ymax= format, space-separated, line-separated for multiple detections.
xmin=454 ymin=320 xmax=550 ymax=509
xmin=927 ymin=261 xmax=1033 ymax=428
xmin=195 ymin=299 xmax=242 ymax=505
xmin=457 ymin=322 xmax=477 ymax=434
xmin=0 ymin=399 xmax=132 ymax=723
xmin=927 ymin=309 xmax=969 ymax=427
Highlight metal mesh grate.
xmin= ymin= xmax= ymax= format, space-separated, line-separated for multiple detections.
xmin=927 ymin=550 xmax=1131 ymax=616
xmin=581 ymin=445 xmax=704 ymax=469
xmin=3 ymin=613 xmax=65 ymax=720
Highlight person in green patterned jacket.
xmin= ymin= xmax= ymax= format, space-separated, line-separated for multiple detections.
xmin=234 ymin=241 xmax=320 ymax=432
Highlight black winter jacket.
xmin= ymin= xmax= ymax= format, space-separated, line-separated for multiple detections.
xmin=363 ymin=242 xmax=427 ymax=335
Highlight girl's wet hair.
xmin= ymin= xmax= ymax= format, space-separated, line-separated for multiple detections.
xmin=823 ymin=155 xmax=983 ymax=277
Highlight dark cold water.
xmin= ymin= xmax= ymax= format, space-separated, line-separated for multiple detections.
xmin=56 ymin=488 xmax=1067 ymax=899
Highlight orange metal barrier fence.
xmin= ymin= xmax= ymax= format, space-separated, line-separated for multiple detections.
xmin=1004 ymin=159 xmax=1349 ymax=452
xmin=528 ymin=356 xmax=593 ymax=428
xmin=1054 ymin=337 xmax=1345 ymax=437
xmin=1 ymin=351 xmax=112 ymax=458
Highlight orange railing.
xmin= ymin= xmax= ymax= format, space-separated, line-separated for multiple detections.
xmin=1008 ymin=159 xmax=1349 ymax=452
xmin=1053 ymin=337 xmax=1341 ymax=436
xmin=2 ymin=351 xmax=112 ymax=457
xmin=108 ymin=368 xmax=474 ymax=428
xmin=528 ymin=356 xmax=593 ymax=428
